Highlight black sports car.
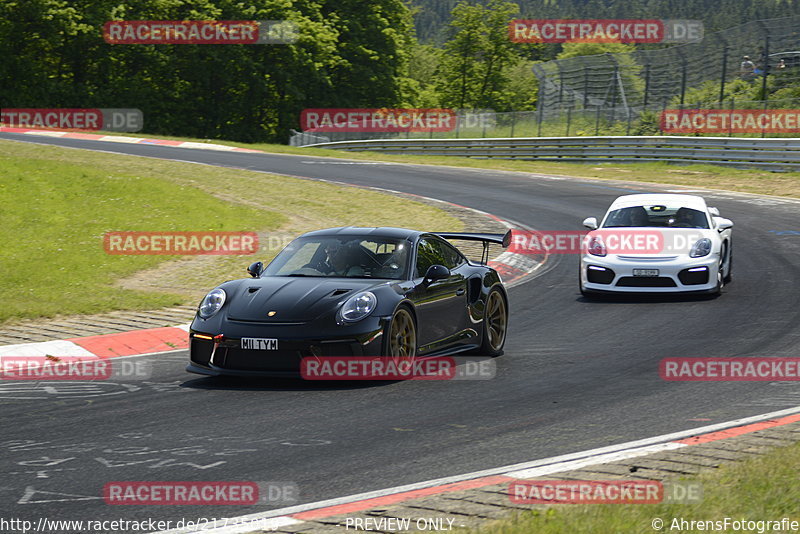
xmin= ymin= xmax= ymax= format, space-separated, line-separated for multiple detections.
xmin=187 ymin=226 xmax=511 ymax=378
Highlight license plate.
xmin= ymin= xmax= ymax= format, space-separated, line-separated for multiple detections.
xmin=633 ymin=269 xmax=659 ymax=277
xmin=241 ymin=338 xmax=278 ymax=350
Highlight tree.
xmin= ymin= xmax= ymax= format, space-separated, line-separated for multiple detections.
xmin=435 ymin=0 xmax=522 ymax=110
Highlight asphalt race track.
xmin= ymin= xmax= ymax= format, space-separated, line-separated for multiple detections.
xmin=2 ymin=132 xmax=800 ymax=529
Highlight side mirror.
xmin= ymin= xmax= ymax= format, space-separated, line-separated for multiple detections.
xmin=424 ymin=264 xmax=450 ymax=282
xmin=247 ymin=261 xmax=263 ymax=278
xmin=708 ymin=207 xmax=720 ymax=216
xmin=714 ymin=217 xmax=733 ymax=231
xmin=582 ymin=217 xmax=598 ymax=230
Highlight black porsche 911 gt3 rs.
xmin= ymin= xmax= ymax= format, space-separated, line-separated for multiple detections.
xmin=187 ymin=226 xmax=511 ymax=377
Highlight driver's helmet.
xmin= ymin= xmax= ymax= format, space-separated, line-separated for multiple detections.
xmin=672 ymin=207 xmax=695 ymax=226
xmin=628 ymin=206 xmax=649 ymax=226
xmin=329 ymin=241 xmax=361 ymax=273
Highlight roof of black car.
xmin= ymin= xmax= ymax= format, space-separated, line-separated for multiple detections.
xmin=300 ymin=226 xmax=421 ymax=240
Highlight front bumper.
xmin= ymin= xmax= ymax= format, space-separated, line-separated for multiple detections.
xmin=580 ymin=253 xmax=720 ymax=293
xmin=187 ymin=316 xmax=389 ymax=377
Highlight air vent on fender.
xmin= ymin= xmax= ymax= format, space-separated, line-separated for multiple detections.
xmin=468 ymin=277 xmax=482 ymax=303
xmin=331 ymin=289 xmax=351 ymax=296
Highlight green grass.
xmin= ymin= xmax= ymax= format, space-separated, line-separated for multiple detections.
xmin=1 ymin=148 xmax=281 ymax=322
xmin=0 ymin=140 xmax=461 ymax=323
xmin=464 ymin=442 xmax=800 ymax=534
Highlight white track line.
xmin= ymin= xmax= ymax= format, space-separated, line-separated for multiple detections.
xmin=154 ymin=405 xmax=800 ymax=534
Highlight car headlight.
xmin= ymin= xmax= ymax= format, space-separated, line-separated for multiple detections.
xmin=198 ymin=288 xmax=226 ymax=319
xmin=339 ymin=291 xmax=377 ymax=323
xmin=587 ymin=235 xmax=607 ymax=257
xmin=689 ymin=238 xmax=712 ymax=258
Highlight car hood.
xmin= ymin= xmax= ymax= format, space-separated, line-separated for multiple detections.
xmin=224 ymin=276 xmax=384 ymax=322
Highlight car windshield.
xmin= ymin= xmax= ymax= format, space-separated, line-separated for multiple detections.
xmin=262 ymin=236 xmax=411 ymax=279
xmin=602 ymin=205 xmax=709 ymax=229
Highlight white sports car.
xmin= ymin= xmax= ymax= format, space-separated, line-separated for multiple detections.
xmin=579 ymin=194 xmax=733 ymax=296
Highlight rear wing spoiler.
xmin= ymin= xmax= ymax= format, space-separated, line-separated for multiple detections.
xmin=434 ymin=230 xmax=512 ymax=264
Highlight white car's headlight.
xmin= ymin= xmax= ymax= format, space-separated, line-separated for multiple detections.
xmin=198 ymin=288 xmax=226 ymax=319
xmin=339 ymin=291 xmax=377 ymax=323
xmin=587 ymin=235 xmax=607 ymax=257
xmin=689 ymin=238 xmax=712 ymax=258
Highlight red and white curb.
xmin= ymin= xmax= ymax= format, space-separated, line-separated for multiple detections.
xmin=154 ymin=406 xmax=800 ymax=534
xmin=0 ymin=325 xmax=190 ymax=360
xmin=0 ymin=127 xmax=262 ymax=153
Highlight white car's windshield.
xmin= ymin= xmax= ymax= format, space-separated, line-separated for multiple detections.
xmin=263 ymin=236 xmax=411 ymax=279
xmin=602 ymin=205 xmax=709 ymax=229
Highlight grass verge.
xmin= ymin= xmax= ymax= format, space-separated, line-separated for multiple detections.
xmin=0 ymin=139 xmax=460 ymax=323
xmin=463 ymin=442 xmax=800 ymax=534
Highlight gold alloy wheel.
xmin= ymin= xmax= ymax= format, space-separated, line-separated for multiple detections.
xmin=485 ymin=290 xmax=507 ymax=352
xmin=388 ymin=308 xmax=416 ymax=359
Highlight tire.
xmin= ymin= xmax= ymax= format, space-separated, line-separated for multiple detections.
xmin=383 ymin=306 xmax=417 ymax=362
xmin=723 ymin=242 xmax=733 ymax=283
xmin=479 ymin=288 xmax=508 ymax=357
xmin=710 ymin=262 xmax=724 ymax=296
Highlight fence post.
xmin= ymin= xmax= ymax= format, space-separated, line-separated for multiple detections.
xmin=643 ymin=63 xmax=651 ymax=109
xmin=760 ymin=35 xmax=770 ymax=103
xmin=566 ymin=107 xmax=572 ymax=136
xmin=719 ymin=46 xmax=729 ymax=106
xmin=595 ymin=106 xmax=601 ymax=136
xmin=581 ymin=57 xmax=590 ymax=109
xmin=510 ymin=111 xmax=516 ymax=138
xmin=608 ymin=66 xmax=619 ymax=125
xmin=728 ymin=97 xmax=734 ymax=137
xmin=537 ymin=104 xmax=543 ymax=137
xmin=678 ymin=51 xmax=688 ymax=105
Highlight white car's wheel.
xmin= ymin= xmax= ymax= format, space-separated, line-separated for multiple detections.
xmin=711 ymin=263 xmax=724 ymax=296
xmin=723 ymin=242 xmax=733 ymax=283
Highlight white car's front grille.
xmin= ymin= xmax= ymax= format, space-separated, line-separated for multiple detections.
xmin=617 ymin=255 xmax=679 ymax=262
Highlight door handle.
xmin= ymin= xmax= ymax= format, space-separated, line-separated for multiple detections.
xmin=455 ymin=288 xmax=465 ymax=296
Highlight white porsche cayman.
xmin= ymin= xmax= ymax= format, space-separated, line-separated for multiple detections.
xmin=579 ymin=194 xmax=733 ymax=296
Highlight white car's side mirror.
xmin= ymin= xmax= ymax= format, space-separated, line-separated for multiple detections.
xmin=582 ymin=217 xmax=598 ymax=230
xmin=714 ymin=217 xmax=733 ymax=230
xmin=708 ymin=207 xmax=720 ymax=216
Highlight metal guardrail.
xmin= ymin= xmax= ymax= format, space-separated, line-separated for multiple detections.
xmin=302 ymin=136 xmax=800 ymax=170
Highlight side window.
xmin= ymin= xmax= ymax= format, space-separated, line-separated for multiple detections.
xmin=415 ymin=238 xmax=464 ymax=277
